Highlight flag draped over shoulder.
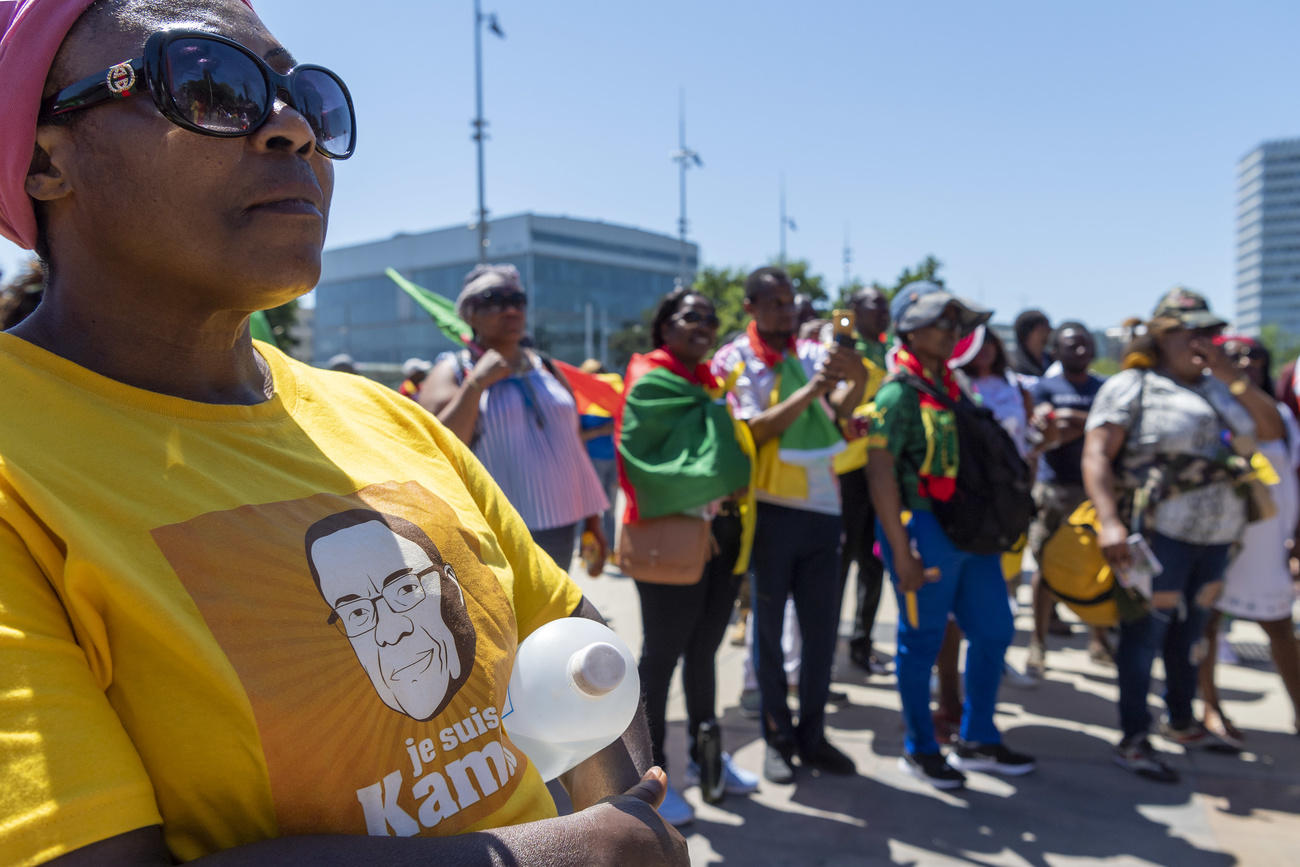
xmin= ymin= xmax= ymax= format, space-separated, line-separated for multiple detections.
xmin=619 ymin=351 xmax=751 ymax=520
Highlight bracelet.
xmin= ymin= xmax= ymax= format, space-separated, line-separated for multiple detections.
xmin=1229 ymin=377 xmax=1249 ymax=396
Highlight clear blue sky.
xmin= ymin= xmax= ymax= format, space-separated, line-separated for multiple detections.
xmin=4 ymin=0 xmax=1299 ymax=329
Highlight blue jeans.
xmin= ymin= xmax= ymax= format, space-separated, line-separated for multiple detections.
xmin=750 ymin=503 xmax=843 ymax=751
xmin=1116 ymin=532 xmax=1228 ymax=740
xmin=878 ymin=510 xmax=1015 ymax=756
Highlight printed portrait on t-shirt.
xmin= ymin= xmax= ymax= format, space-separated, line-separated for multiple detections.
xmin=305 ymin=509 xmax=478 ymax=721
xmin=152 ymin=480 xmax=540 ymax=839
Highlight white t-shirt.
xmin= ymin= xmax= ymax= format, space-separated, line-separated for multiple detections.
xmin=1086 ymin=368 xmax=1255 ymax=545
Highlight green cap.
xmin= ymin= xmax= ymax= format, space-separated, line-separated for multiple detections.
xmin=1151 ymin=286 xmax=1226 ymax=330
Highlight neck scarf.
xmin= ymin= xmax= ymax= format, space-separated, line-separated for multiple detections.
xmin=745 ymin=321 xmax=844 ymax=465
xmin=896 ymin=345 xmax=960 ymax=501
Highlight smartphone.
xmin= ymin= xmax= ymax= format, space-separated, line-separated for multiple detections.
xmin=831 ymin=309 xmax=855 ymax=348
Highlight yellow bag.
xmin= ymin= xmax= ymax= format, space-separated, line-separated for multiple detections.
xmin=1039 ymin=501 xmax=1118 ymax=627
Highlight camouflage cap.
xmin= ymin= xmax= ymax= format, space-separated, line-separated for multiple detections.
xmin=1151 ymin=287 xmax=1226 ymax=330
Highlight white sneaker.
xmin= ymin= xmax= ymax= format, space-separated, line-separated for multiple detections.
xmin=683 ymin=752 xmax=760 ymax=795
xmin=656 ymin=779 xmax=695 ymax=827
xmin=1002 ymin=661 xmax=1038 ymax=690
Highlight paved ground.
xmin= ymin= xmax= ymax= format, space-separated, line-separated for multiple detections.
xmin=568 ymin=563 xmax=1300 ymax=866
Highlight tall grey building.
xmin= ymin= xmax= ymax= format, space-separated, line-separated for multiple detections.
xmin=313 ymin=213 xmax=696 ymax=365
xmin=1236 ymin=139 xmax=1300 ymax=336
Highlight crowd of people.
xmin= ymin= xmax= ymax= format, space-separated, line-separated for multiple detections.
xmin=1 ymin=0 xmax=1298 ymax=864
xmin=380 ymin=265 xmax=1300 ymax=807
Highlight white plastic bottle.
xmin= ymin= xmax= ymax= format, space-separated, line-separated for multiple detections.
xmin=502 ymin=617 xmax=640 ymax=781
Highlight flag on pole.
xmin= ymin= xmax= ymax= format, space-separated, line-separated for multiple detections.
xmin=385 ymin=268 xmax=473 ymax=345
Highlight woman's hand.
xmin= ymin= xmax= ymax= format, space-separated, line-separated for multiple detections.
xmin=1098 ymin=518 xmax=1132 ymax=577
xmin=467 ymin=349 xmax=513 ymax=390
xmin=583 ymin=515 xmax=608 ymax=576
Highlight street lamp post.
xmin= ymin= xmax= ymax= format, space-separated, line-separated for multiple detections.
xmin=671 ymin=89 xmax=702 ymax=287
xmin=472 ymin=1 xmax=504 ymax=263
xmin=779 ymin=173 xmax=797 ymax=265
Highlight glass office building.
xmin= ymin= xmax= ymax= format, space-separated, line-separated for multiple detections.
xmin=313 ymin=214 xmax=697 ymax=365
xmin=1236 ymin=139 xmax=1300 ymax=336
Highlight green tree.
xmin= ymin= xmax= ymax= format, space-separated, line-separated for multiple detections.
xmin=775 ymin=259 xmax=828 ymax=306
xmin=263 ymin=298 xmax=301 ymax=352
xmin=689 ymin=266 xmax=749 ymax=341
xmin=1258 ymin=323 xmax=1300 ymax=375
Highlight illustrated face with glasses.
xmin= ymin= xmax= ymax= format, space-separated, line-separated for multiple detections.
xmin=40 ymin=29 xmax=356 ymax=159
xmin=307 ymin=513 xmax=476 ymax=721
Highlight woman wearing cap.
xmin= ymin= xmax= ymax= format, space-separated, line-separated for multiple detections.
xmin=865 ymin=282 xmax=1037 ymax=790
xmin=1198 ymin=336 xmax=1300 ymax=745
xmin=0 ymin=1 xmax=683 ymax=864
xmin=419 ymin=264 xmax=610 ymax=571
xmin=1083 ymin=288 xmax=1283 ymax=783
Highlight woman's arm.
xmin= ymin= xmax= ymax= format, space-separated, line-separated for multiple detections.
xmin=1082 ymin=422 xmax=1131 ymax=574
xmin=50 ymin=785 xmax=687 ymax=867
xmin=419 ymin=353 xmax=512 ymax=445
xmin=865 ymin=448 xmax=926 ymax=592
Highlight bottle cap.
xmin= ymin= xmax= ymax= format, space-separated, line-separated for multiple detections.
xmin=567 ymin=642 xmax=626 ymax=697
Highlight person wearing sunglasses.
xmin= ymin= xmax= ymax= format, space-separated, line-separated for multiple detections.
xmin=865 ymin=282 xmax=1037 ymax=790
xmin=616 ymin=288 xmax=757 ymax=824
xmin=1083 ymin=288 xmax=1283 ymax=782
xmin=420 ymin=264 xmax=611 ymax=573
xmin=0 ymin=2 xmax=683 ymax=865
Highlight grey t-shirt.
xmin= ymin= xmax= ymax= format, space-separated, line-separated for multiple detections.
xmin=1085 ymin=368 xmax=1255 ymax=545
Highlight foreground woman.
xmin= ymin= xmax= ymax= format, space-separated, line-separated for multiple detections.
xmin=618 ymin=288 xmax=758 ymax=825
xmin=1083 ymin=289 xmax=1281 ymax=783
xmin=0 ymin=1 xmax=682 ymax=864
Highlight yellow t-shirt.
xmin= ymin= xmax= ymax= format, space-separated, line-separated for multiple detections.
xmin=0 ymin=335 xmax=584 ymax=866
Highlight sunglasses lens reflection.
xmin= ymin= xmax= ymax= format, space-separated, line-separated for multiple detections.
xmin=167 ymin=38 xmax=267 ymax=133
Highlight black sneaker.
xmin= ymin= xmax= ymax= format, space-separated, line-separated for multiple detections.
xmin=763 ymin=743 xmax=796 ymax=784
xmin=798 ymin=737 xmax=856 ymax=775
xmin=1113 ymin=736 xmax=1179 ymax=783
xmin=946 ymin=741 xmax=1037 ymax=776
xmin=898 ymin=751 xmax=966 ymax=789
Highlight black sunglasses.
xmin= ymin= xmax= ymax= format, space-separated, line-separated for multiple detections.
xmin=40 ymin=30 xmax=356 ymax=160
xmin=931 ymin=315 xmax=961 ymax=332
xmin=473 ymin=289 xmax=527 ymax=314
xmin=675 ymin=310 xmax=720 ymax=328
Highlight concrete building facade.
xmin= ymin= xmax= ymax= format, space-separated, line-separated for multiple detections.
xmin=312 ymin=214 xmax=696 ymax=365
xmin=1236 ymin=139 xmax=1300 ymax=336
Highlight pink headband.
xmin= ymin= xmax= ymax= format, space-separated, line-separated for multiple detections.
xmin=0 ymin=0 xmax=254 ymax=249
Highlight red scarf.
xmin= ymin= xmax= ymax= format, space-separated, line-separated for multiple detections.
xmin=895 ymin=345 xmax=961 ymax=501
xmin=746 ymin=320 xmax=795 ymax=369
xmin=626 ymin=347 xmax=718 ymax=391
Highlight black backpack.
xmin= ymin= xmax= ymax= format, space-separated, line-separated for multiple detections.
xmin=891 ymin=370 xmax=1035 ymax=556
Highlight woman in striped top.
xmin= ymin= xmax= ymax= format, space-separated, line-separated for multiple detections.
xmin=421 ymin=264 xmax=609 ymax=569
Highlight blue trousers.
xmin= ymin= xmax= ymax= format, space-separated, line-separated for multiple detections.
xmin=750 ymin=502 xmax=843 ymax=751
xmin=1116 ymin=532 xmax=1228 ymax=740
xmin=878 ymin=510 xmax=1014 ymax=756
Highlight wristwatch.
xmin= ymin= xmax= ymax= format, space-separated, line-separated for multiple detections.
xmin=1229 ymin=377 xmax=1249 ymax=396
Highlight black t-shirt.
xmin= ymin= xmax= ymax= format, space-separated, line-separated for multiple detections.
xmin=1031 ymin=372 xmax=1105 ymax=485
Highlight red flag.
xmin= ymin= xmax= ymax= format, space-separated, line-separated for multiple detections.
xmin=553 ymin=359 xmax=623 ymax=416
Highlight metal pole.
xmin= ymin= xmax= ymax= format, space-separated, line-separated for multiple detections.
xmin=472 ymin=0 xmax=489 ymax=263
xmin=779 ymin=174 xmax=786 ymax=266
xmin=677 ymin=90 xmax=688 ymax=285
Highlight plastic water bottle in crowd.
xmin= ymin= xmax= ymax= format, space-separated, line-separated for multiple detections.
xmin=502 ymin=616 xmax=640 ymax=781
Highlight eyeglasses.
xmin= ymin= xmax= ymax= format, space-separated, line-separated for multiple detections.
xmin=931 ymin=316 xmax=961 ymax=333
xmin=327 ymin=565 xmax=437 ymax=638
xmin=473 ymin=289 xmax=528 ymax=314
xmin=675 ymin=310 xmax=720 ymax=328
xmin=40 ymin=30 xmax=356 ymax=160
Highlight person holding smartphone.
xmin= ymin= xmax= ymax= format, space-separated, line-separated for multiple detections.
xmin=1082 ymin=288 xmax=1283 ymax=783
